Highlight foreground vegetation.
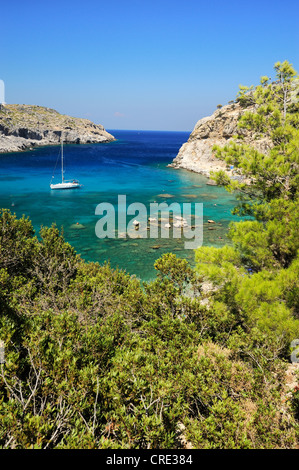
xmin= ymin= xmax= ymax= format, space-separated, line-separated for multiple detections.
xmin=0 ymin=61 xmax=298 ymax=449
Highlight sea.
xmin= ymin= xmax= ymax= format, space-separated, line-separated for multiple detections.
xmin=0 ymin=130 xmax=242 ymax=281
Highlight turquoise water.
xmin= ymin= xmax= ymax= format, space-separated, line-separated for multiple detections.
xmin=0 ymin=130 xmax=241 ymax=280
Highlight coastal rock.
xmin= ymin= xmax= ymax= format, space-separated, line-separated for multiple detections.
xmin=0 ymin=104 xmax=115 ymax=153
xmin=170 ymin=102 xmax=272 ymax=177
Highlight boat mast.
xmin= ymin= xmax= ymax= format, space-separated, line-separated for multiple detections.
xmin=61 ymin=135 xmax=64 ymax=182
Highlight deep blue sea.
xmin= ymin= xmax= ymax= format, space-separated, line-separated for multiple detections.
xmin=0 ymin=130 xmax=241 ymax=280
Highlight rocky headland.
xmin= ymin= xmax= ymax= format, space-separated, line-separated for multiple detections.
xmin=0 ymin=104 xmax=115 ymax=153
xmin=170 ymin=102 xmax=272 ymax=178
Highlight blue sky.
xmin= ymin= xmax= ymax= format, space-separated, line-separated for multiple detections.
xmin=1 ymin=0 xmax=298 ymax=131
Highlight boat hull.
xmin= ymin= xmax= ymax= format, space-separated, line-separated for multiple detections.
xmin=50 ymin=182 xmax=81 ymax=190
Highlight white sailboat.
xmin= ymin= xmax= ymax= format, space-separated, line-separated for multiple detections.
xmin=50 ymin=138 xmax=81 ymax=190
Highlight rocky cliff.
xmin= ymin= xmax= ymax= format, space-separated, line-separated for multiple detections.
xmin=170 ymin=102 xmax=272 ymax=178
xmin=0 ymin=104 xmax=115 ymax=153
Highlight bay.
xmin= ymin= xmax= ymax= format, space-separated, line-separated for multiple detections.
xmin=0 ymin=130 xmax=241 ymax=281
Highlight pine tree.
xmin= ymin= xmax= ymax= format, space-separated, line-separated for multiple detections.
xmin=210 ymin=61 xmax=299 ymax=270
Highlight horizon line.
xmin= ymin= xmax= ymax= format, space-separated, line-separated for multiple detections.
xmin=107 ymin=128 xmax=191 ymax=133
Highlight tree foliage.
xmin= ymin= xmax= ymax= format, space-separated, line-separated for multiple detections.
xmin=211 ymin=61 xmax=299 ymax=270
xmin=0 ymin=205 xmax=298 ymax=449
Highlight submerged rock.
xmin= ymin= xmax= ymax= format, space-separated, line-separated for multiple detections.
xmin=70 ymin=223 xmax=85 ymax=229
xmin=157 ymin=193 xmax=174 ymax=198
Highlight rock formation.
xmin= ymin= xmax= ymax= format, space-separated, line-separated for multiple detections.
xmin=170 ymin=102 xmax=272 ymax=178
xmin=0 ymin=104 xmax=115 ymax=153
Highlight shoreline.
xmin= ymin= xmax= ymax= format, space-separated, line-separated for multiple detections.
xmin=0 ymin=136 xmax=117 ymax=155
xmin=169 ymin=102 xmax=271 ymax=181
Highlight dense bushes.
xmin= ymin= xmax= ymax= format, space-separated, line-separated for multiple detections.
xmin=0 ymin=209 xmax=298 ymax=449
